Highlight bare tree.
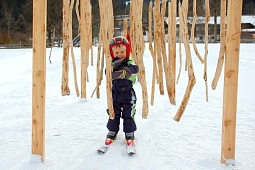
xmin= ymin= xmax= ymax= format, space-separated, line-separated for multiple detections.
xmin=210 ymin=0 xmax=221 ymax=43
xmin=1 ymin=0 xmax=14 ymax=36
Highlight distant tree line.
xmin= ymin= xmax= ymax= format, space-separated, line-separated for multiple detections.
xmin=0 ymin=0 xmax=254 ymax=45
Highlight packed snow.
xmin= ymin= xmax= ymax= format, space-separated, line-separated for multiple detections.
xmin=0 ymin=43 xmax=254 ymax=170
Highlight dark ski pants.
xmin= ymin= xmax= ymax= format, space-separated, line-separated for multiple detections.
xmin=107 ymin=91 xmax=137 ymax=133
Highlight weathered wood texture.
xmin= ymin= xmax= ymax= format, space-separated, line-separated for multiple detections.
xmin=99 ymin=0 xmax=114 ymax=119
xmin=61 ymin=0 xmax=70 ymax=96
xmin=221 ymin=0 xmax=243 ymax=164
xmin=32 ymin=0 xmax=47 ymax=162
xmin=130 ymin=0 xmax=148 ymax=119
xmin=211 ymin=0 xmax=227 ymax=90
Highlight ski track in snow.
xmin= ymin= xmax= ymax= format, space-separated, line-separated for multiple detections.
xmin=0 ymin=44 xmax=255 ymax=170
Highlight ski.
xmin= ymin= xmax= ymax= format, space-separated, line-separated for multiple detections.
xmin=97 ymin=138 xmax=136 ymax=155
xmin=97 ymin=144 xmax=110 ymax=154
xmin=97 ymin=137 xmax=114 ymax=154
xmin=126 ymin=145 xmax=136 ymax=154
xmin=126 ymin=140 xmax=136 ymax=155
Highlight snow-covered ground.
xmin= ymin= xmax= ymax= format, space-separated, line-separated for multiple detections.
xmin=0 ymin=43 xmax=254 ymax=170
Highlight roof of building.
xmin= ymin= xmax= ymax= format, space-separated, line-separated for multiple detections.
xmin=165 ymin=15 xmax=255 ymax=26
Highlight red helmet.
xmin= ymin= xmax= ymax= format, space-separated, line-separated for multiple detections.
xmin=109 ymin=36 xmax=131 ymax=59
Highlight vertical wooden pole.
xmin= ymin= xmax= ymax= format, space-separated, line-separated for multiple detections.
xmin=148 ymin=1 xmax=156 ymax=106
xmin=130 ymin=0 xmax=148 ymax=119
xmin=61 ymin=0 xmax=70 ymax=96
xmin=169 ymin=0 xmax=177 ymax=105
xmin=32 ymin=0 xmax=46 ymax=162
xmin=204 ymin=0 xmax=210 ymax=102
xmin=98 ymin=0 xmax=114 ymax=119
xmin=153 ymin=0 xmax=164 ymax=95
xmin=68 ymin=0 xmax=80 ymax=97
xmin=221 ymin=0 xmax=243 ymax=164
xmin=176 ymin=1 xmax=183 ymax=84
xmin=80 ymin=0 xmax=91 ymax=99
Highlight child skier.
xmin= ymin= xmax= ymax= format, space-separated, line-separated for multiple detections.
xmin=100 ymin=36 xmax=139 ymax=154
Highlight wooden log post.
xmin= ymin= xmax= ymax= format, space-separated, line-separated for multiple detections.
xmin=61 ymin=0 xmax=71 ymax=96
xmin=32 ymin=0 xmax=46 ymax=162
xmin=221 ymin=0 xmax=243 ymax=164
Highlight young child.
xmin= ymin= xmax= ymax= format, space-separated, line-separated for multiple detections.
xmin=105 ymin=36 xmax=139 ymax=149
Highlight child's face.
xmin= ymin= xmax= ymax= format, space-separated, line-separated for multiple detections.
xmin=113 ymin=45 xmax=126 ymax=61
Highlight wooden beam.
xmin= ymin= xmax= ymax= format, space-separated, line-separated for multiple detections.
xmin=221 ymin=0 xmax=243 ymax=164
xmin=61 ymin=0 xmax=70 ymax=96
xmin=80 ymin=0 xmax=91 ymax=99
xmin=32 ymin=0 xmax=47 ymax=162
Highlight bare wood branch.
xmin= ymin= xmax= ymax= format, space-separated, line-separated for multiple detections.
xmin=174 ymin=0 xmax=196 ymax=122
xmin=69 ymin=0 xmax=80 ymax=97
xmin=168 ymin=0 xmax=177 ymax=105
xmin=99 ymin=0 xmax=114 ymax=119
xmin=91 ymin=32 xmax=103 ymax=98
xmin=148 ymin=2 xmax=156 ymax=106
xmin=61 ymin=0 xmax=70 ymax=96
xmin=176 ymin=1 xmax=183 ymax=84
xmin=204 ymin=0 xmax=210 ymax=101
xmin=211 ymin=0 xmax=227 ymax=90
xmin=130 ymin=0 xmax=148 ymax=119
xmin=191 ymin=0 xmax=204 ymax=64
xmin=80 ymin=0 xmax=91 ymax=99
xmin=154 ymin=0 xmax=164 ymax=95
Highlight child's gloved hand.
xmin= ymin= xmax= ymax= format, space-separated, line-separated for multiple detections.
xmin=112 ymin=57 xmax=120 ymax=62
xmin=112 ymin=59 xmax=123 ymax=70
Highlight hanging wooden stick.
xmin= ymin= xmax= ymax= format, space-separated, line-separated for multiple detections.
xmin=90 ymin=12 xmax=93 ymax=67
xmin=91 ymin=31 xmax=104 ymax=98
xmin=211 ymin=0 xmax=227 ymax=90
xmin=191 ymin=0 xmax=204 ymax=64
xmin=168 ymin=0 xmax=177 ymax=105
xmin=69 ymin=0 xmax=80 ymax=97
xmin=148 ymin=2 xmax=157 ymax=106
xmin=61 ymin=0 xmax=70 ymax=96
xmin=153 ymin=0 xmax=164 ymax=95
xmin=99 ymin=0 xmax=114 ymax=119
xmin=79 ymin=0 xmax=91 ymax=99
xmin=204 ymin=0 xmax=210 ymax=101
xmin=159 ymin=0 xmax=176 ymax=105
xmin=48 ymin=28 xmax=55 ymax=64
xmin=176 ymin=1 xmax=183 ymax=84
xmin=174 ymin=0 xmax=196 ymax=122
xmin=130 ymin=0 xmax=148 ymax=119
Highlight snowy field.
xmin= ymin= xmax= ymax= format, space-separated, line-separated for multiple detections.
xmin=0 ymin=43 xmax=254 ymax=170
